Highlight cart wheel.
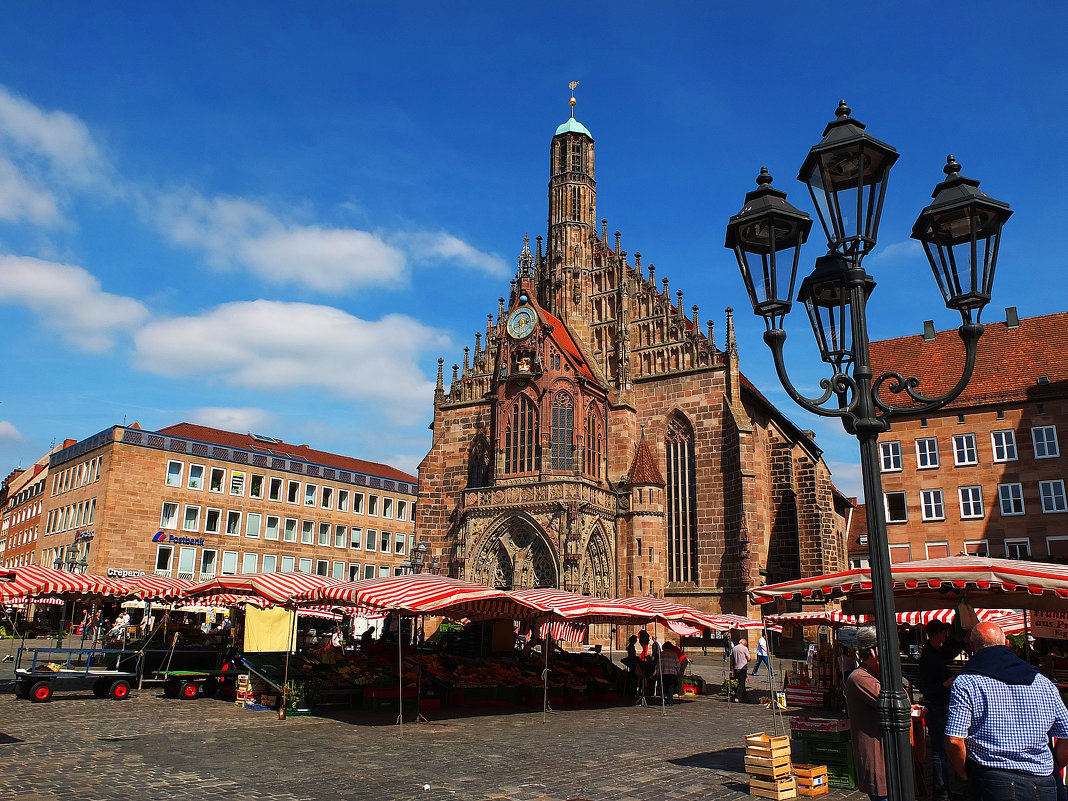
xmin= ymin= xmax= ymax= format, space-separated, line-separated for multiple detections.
xmin=180 ymin=680 xmax=200 ymax=700
xmin=109 ymin=679 xmax=131 ymax=700
xmin=92 ymin=678 xmax=110 ymax=698
xmin=163 ymin=679 xmax=181 ymax=698
xmin=202 ymin=676 xmax=219 ymax=698
xmin=218 ymin=678 xmax=236 ymax=701
xmin=29 ymin=680 xmax=52 ymax=703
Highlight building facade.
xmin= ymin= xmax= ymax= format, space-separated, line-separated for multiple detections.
xmin=417 ymin=102 xmax=851 ymax=616
xmin=35 ymin=423 xmax=417 ymax=583
xmin=872 ymin=309 xmax=1068 ymax=563
xmin=1 ymin=441 xmax=75 ymax=569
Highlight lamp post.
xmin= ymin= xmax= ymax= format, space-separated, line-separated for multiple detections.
xmin=52 ymin=544 xmax=89 ymax=646
xmin=725 ymin=101 xmax=1011 ymax=801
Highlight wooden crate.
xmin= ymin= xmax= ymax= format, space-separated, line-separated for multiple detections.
xmin=749 ymin=776 xmax=797 ymax=800
xmin=745 ymin=753 xmax=793 ymax=779
xmin=746 ymin=732 xmax=793 ymax=763
xmin=792 ymin=764 xmax=829 ymax=796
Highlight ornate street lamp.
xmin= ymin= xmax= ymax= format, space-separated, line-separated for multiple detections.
xmin=726 ymin=101 xmax=1010 ymax=801
xmin=412 ymin=542 xmax=428 ymax=575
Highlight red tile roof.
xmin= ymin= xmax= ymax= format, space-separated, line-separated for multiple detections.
xmin=869 ymin=311 xmax=1068 ymax=411
xmin=847 ymin=503 xmax=869 ymax=555
xmin=627 ymin=437 xmax=665 ymax=485
xmin=157 ymin=423 xmax=417 ymax=484
xmin=538 ymin=307 xmax=596 ymax=381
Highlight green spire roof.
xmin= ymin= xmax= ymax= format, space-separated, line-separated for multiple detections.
xmin=555 ymin=117 xmax=592 ymax=137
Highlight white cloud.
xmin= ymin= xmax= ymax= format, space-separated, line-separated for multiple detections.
xmin=0 ymin=157 xmax=61 ymax=225
xmin=133 ymin=300 xmax=449 ymax=425
xmin=0 ymin=255 xmax=148 ymax=352
xmin=867 ymin=239 xmax=923 ymax=264
xmin=188 ymin=407 xmax=278 ymax=433
xmin=0 ymin=85 xmax=104 ymax=186
xmin=0 ymin=421 xmax=24 ymax=441
xmin=397 ymin=231 xmax=509 ymax=278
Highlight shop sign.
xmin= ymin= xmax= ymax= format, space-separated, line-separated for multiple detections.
xmin=1030 ymin=611 xmax=1068 ymax=640
xmin=107 ymin=568 xmax=146 ymax=579
xmin=74 ymin=529 xmax=94 ymax=543
xmin=152 ymin=531 xmax=205 ymax=546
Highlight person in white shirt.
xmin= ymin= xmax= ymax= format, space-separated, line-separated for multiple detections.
xmin=752 ymin=633 xmax=772 ymax=676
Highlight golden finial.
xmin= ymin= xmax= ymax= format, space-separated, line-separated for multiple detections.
xmin=569 ymin=80 xmax=579 ymax=117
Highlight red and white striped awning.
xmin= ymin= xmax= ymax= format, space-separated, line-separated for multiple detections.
xmin=0 ymin=566 xmax=132 ymax=601
xmin=5 ymin=596 xmax=65 ymax=607
xmin=766 ymin=610 xmax=865 ymax=627
xmin=509 ymin=588 xmax=651 ymax=624
xmin=611 ymin=596 xmax=725 ymax=630
xmin=517 ymin=618 xmax=589 ymax=644
xmin=293 ymin=573 xmax=541 ymax=620
xmin=702 ymin=612 xmax=766 ymax=631
xmin=750 ymin=556 xmax=1068 ymax=613
xmin=296 ymin=607 xmax=344 ymax=622
xmin=185 ymin=572 xmax=346 ymax=605
xmin=119 ymin=575 xmax=193 ymax=601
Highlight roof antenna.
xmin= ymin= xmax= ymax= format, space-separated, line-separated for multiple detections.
xmin=569 ymin=80 xmax=579 ymax=118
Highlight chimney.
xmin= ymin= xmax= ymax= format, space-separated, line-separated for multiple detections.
xmin=1006 ymin=306 xmax=1020 ymax=329
xmin=922 ymin=320 xmax=936 ymax=341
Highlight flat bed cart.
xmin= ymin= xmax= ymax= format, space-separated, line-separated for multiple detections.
xmin=14 ymin=647 xmax=143 ymax=702
xmin=147 ymin=669 xmax=237 ymax=700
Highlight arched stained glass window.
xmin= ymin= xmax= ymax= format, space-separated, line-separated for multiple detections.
xmin=504 ymin=395 xmax=538 ymax=474
xmin=585 ymin=406 xmax=603 ymax=479
xmin=666 ymin=414 xmax=698 ymax=583
xmin=551 ymin=392 xmax=575 ymax=471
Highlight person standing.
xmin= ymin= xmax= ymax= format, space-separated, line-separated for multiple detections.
xmin=660 ymin=641 xmax=681 ymax=705
xmin=918 ymin=620 xmax=961 ymax=801
xmin=845 ymin=627 xmax=887 ymax=801
xmin=731 ymin=637 xmax=751 ymax=703
xmin=946 ymin=622 xmax=1068 ymax=801
xmin=753 ymin=633 xmax=772 ymax=676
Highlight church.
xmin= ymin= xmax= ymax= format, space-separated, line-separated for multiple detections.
xmin=416 ymin=95 xmax=852 ymax=617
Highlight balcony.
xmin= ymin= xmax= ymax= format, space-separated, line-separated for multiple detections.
xmin=154 ymin=568 xmax=172 ymax=578
xmin=199 ymin=571 xmax=216 ymax=582
xmin=177 ymin=571 xmax=195 ymax=581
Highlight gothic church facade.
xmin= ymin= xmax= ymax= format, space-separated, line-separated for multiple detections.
xmin=417 ymin=103 xmax=851 ymax=616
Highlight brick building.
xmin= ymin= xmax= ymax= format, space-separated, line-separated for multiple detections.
xmin=872 ymin=309 xmax=1068 ymax=563
xmin=1 ymin=441 xmax=74 ymax=569
xmin=34 ymin=423 xmax=417 ymax=583
xmin=417 ymin=100 xmax=851 ymax=616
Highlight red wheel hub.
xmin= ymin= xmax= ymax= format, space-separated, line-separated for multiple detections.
xmin=114 ymin=684 xmax=128 ymax=698
xmin=34 ymin=685 xmax=50 ymax=701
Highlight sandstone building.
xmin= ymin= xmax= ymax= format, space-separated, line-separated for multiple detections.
xmin=417 ymin=100 xmax=851 ymax=616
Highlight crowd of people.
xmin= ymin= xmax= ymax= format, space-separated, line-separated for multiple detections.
xmin=621 ymin=629 xmax=690 ymax=704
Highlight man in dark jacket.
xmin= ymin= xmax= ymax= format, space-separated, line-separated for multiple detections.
xmin=918 ymin=620 xmax=959 ymax=801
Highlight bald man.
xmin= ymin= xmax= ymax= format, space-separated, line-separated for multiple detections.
xmin=946 ymin=622 xmax=1068 ymax=801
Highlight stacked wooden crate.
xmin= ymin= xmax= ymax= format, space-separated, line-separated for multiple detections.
xmin=792 ymin=764 xmax=829 ymax=797
xmin=745 ymin=733 xmax=796 ymax=800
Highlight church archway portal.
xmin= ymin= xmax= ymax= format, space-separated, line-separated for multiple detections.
xmin=471 ymin=518 xmax=558 ymax=590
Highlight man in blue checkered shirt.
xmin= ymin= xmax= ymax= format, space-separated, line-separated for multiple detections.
xmin=946 ymin=621 xmax=1068 ymax=801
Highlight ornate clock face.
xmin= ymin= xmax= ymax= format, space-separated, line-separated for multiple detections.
xmin=506 ymin=306 xmax=538 ymax=339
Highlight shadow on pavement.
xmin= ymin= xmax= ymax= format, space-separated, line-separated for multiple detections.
xmin=668 ymin=745 xmax=746 ymax=773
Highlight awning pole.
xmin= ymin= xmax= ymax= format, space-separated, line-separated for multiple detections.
xmin=396 ymin=613 xmax=405 ymax=730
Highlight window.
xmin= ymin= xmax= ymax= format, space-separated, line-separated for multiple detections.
xmin=265 ymin=516 xmax=280 ymax=541
xmin=199 ymin=550 xmax=217 ymax=580
xmin=155 ymin=545 xmax=174 ymax=575
xmin=379 ymin=565 xmax=390 ymax=578
xmin=382 ymin=497 xmax=393 ymax=519
xmin=166 ymin=460 xmax=183 ymax=487
xmin=332 ymin=561 xmax=346 ymax=580
xmin=353 ymin=492 xmax=364 ymax=514
xmin=1005 ymin=539 xmax=1031 ymax=559
xmin=160 ymin=503 xmax=179 ymax=529
xmin=920 ymin=489 xmax=945 ymax=521
xmin=396 ymin=499 xmax=407 ymax=521
xmin=221 ymin=550 xmax=239 ymax=575
xmin=268 ymin=477 xmax=283 ymax=502
xmin=283 ymin=518 xmax=297 ymax=543
xmin=249 ymin=474 xmax=264 ymax=499
xmin=366 ymin=530 xmax=377 ymax=551
xmin=1033 ymin=426 xmax=1060 ymax=458
xmin=884 ymin=492 xmax=907 ymax=523
xmin=230 ymin=471 xmax=246 ymax=496
xmin=504 ymin=395 xmax=539 ymax=473
xmin=380 ymin=530 xmax=391 ymax=552
xmin=586 ymin=407 xmax=603 ymax=478
xmin=209 ymin=467 xmax=225 ymax=492
xmin=188 ymin=464 xmax=205 ymax=490
xmin=1048 ymin=538 xmax=1068 ymax=559
xmin=318 ymin=522 xmax=331 ymax=547
xmin=334 ymin=525 xmax=347 ymax=549
xmin=281 ymin=556 xmax=296 ymax=572
xmin=348 ymin=563 xmax=361 ymax=581
xmin=964 ymin=540 xmax=988 ymax=557
xmin=991 ymin=430 xmax=1018 ymax=462
xmin=915 ymin=438 xmax=939 ymax=469
xmin=953 ymin=434 xmax=978 ymax=466
xmin=666 ymin=413 xmax=699 ymax=583
xmin=368 ymin=495 xmax=379 ymax=516
xmin=321 ymin=486 xmax=333 ymax=510
xmin=997 ymin=483 xmax=1025 ymax=516
xmin=304 ymin=484 xmax=317 ymax=506
xmin=245 ymin=512 xmax=262 ymax=538
xmin=350 ymin=528 xmax=362 ymax=549
xmin=889 ymin=544 xmax=912 ymax=563
xmin=364 ymin=564 xmax=376 ymax=579
xmin=315 ymin=560 xmax=329 ymax=577
xmin=205 ymin=508 xmax=221 ymax=534
xmin=226 ymin=511 xmax=241 ymax=536
xmin=183 ymin=505 xmax=201 ymax=532
xmin=395 ymin=532 xmax=406 ymax=554
xmin=551 ymin=392 xmax=575 ymax=471
xmin=1040 ymin=480 xmax=1067 ymax=513
xmin=959 ymin=486 xmax=984 ymax=519
xmin=262 ymin=554 xmax=277 ymax=573
xmin=301 ymin=521 xmax=314 ymax=545
xmin=177 ymin=547 xmax=196 ymax=580
xmin=926 ymin=542 xmax=950 ymax=560
xmin=298 ymin=557 xmax=313 ymax=573
xmin=242 ymin=552 xmax=258 ymax=573
xmin=287 ymin=480 xmax=300 ymax=504
xmin=880 ymin=441 xmax=902 ymax=472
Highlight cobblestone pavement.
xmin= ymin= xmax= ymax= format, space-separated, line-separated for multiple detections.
xmin=0 ymin=647 xmax=869 ymax=801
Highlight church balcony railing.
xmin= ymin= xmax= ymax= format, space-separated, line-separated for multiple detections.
xmin=563 ymin=552 xmax=581 ymax=563
xmin=462 ymin=479 xmax=616 ymax=514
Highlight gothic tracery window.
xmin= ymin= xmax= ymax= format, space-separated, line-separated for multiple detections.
xmin=666 ymin=414 xmax=699 ymax=583
xmin=585 ymin=406 xmax=603 ymax=479
xmin=504 ymin=395 xmax=538 ymax=474
xmin=551 ymin=392 xmax=575 ymax=471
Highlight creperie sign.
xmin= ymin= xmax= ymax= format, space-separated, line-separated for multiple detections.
xmin=1030 ymin=611 xmax=1068 ymax=640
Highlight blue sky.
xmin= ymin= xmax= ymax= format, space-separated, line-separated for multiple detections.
xmin=0 ymin=2 xmax=1065 ymax=499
